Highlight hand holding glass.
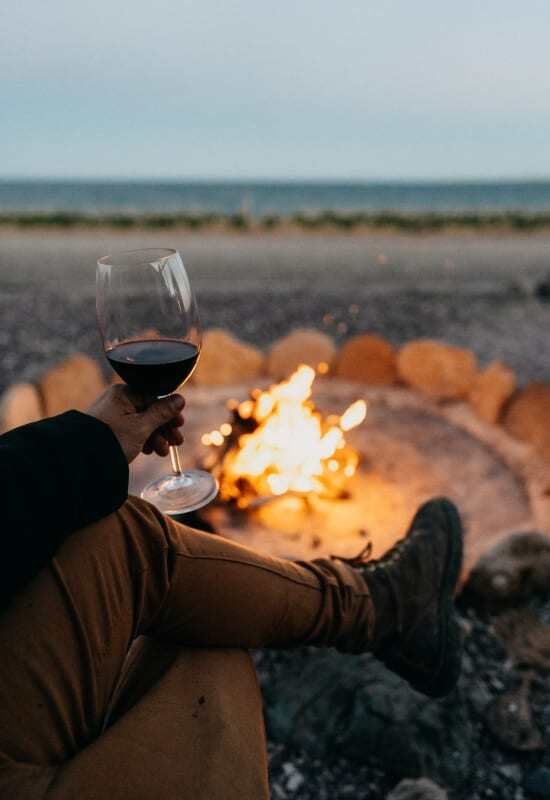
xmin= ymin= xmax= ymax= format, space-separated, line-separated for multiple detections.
xmin=96 ymin=248 xmax=218 ymax=514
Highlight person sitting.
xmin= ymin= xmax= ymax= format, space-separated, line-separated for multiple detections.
xmin=0 ymin=385 xmax=463 ymax=800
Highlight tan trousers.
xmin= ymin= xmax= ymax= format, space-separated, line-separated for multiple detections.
xmin=0 ymin=496 xmax=373 ymax=800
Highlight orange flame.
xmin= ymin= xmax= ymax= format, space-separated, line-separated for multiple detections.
xmin=209 ymin=365 xmax=367 ymax=505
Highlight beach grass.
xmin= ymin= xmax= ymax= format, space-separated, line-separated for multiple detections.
xmin=2 ymin=210 xmax=550 ymax=233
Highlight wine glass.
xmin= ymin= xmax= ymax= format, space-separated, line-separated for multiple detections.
xmin=96 ymin=248 xmax=218 ymax=514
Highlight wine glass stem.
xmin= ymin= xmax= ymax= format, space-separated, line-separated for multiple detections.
xmin=169 ymin=445 xmax=183 ymax=476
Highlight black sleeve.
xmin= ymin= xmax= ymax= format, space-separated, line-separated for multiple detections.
xmin=0 ymin=410 xmax=129 ymax=609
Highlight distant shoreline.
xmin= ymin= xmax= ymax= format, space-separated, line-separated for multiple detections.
xmin=3 ymin=180 xmax=550 ymax=221
xmin=2 ymin=210 xmax=550 ymax=233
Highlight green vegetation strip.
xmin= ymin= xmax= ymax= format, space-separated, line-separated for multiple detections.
xmin=2 ymin=210 xmax=550 ymax=232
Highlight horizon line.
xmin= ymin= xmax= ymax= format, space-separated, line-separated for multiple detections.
xmin=2 ymin=175 xmax=550 ymax=185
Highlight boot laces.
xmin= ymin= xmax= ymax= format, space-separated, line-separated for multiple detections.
xmin=331 ymin=530 xmax=418 ymax=577
xmin=330 ymin=540 xmax=373 ymax=566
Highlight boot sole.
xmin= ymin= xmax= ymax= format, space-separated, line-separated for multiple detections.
xmin=404 ymin=496 xmax=464 ymax=697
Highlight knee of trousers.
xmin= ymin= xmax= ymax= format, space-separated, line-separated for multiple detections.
xmin=51 ymin=496 xmax=178 ymax=637
xmin=112 ymin=495 xmax=175 ymax=571
xmin=60 ymin=495 xmax=175 ymax=595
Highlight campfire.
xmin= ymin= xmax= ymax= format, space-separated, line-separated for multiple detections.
xmin=125 ymin=330 xmax=546 ymax=570
xmin=201 ymin=365 xmax=367 ymax=509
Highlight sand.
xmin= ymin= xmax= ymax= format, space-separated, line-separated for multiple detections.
xmin=1 ymin=229 xmax=550 ymax=394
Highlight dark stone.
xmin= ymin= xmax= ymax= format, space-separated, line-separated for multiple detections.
xmin=262 ymin=650 xmax=473 ymax=792
xmin=484 ymin=674 xmax=544 ymax=752
xmin=535 ymin=279 xmax=550 ymax=302
xmin=493 ymin=609 xmax=550 ymax=672
xmin=497 ymin=764 xmax=522 ymax=784
xmin=462 ymin=532 xmax=550 ymax=612
xmin=468 ymin=680 xmax=492 ymax=714
xmin=524 ymin=767 xmax=550 ymax=799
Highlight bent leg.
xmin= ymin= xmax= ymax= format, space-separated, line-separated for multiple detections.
xmin=47 ymin=640 xmax=269 ymax=800
xmin=0 ymin=498 xmax=172 ymax=769
xmin=0 ymin=495 xmax=373 ymax=795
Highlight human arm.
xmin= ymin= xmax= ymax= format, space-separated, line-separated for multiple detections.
xmin=0 ymin=387 xmax=184 ymax=609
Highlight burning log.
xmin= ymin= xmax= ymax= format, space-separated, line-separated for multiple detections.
xmin=201 ymin=365 xmax=366 ymax=509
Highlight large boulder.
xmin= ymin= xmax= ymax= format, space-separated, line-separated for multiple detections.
xmin=464 ymin=531 xmax=550 ymax=610
xmin=263 ymin=650 xmax=472 ymax=792
xmin=267 ymin=329 xmax=336 ymax=380
xmin=504 ymin=382 xmax=550 ymax=460
xmin=397 ymin=340 xmax=478 ymax=400
xmin=335 ymin=333 xmax=398 ymax=385
xmin=192 ymin=329 xmax=264 ymax=387
xmin=468 ymin=361 xmax=516 ymax=424
xmin=0 ymin=383 xmax=43 ymax=433
xmin=40 ymin=354 xmax=106 ymax=416
xmin=494 ymin=609 xmax=550 ymax=673
xmin=484 ymin=670 xmax=543 ymax=752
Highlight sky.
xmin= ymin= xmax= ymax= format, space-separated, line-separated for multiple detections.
xmin=1 ymin=0 xmax=550 ymax=181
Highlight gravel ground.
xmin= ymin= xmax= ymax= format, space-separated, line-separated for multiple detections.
xmin=257 ymin=597 xmax=550 ymax=800
xmin=1 ymin=229 xmax=550 ymax=393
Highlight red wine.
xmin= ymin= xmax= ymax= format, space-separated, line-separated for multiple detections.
xmin=106 ymin=339 xmax=199 ymax=396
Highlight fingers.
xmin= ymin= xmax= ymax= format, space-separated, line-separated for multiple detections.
xmin=144 ymin=430 xmax=183 ymax=458
xmin=149 ymin=432 xmax=171 ymax=457
xmin=159 ymin=420 xmax=184 ymax=446
xmin=142 ymin=415 xmax=184 ymax=457
xmin=140 ymin=394 xmax=185 ymax=436
xmin=138 ymin=394 xmax=185 ymax=457
xmin=168 ymin=412 xmax=185 ymax=429
xmin=143 ymin=432 xmax=169 ymax=457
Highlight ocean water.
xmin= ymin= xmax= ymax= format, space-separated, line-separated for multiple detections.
xmin=1 ymin=180 xmax=550 ymax=215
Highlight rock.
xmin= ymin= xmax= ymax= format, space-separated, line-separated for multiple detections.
xmin=534 ymin=277 xmax=550 ymax=303
xmin=524 ymin=767 xmax=550 ymax=799
xmin=468 ymin=681 xmax=492 ymax=715
xmin=267 ymin=329 xmax=336 ymax=380
xmin=504 ymin=382 xmax=550 ymax=460
xmin=397 ymin=340 xmax=478 ymax=400
xmin=40 ymin=354 xmax=106 ymax=416
xmin=192 ymin=329 xmax=264 ymax=387
xmin=0 ymin=383 xmax=43 ymax=432
xmin=335 ymin=333 xmax=398 ymax=385
xmin=263 ymin=650 xmax=472 ymax=792
xmin=494 ymin=609 xmax=550 ymax=671
xmin=387 ymin=777 xmax=448 ymax=800
xmin=497 ymin=764 xmax=522 ymax=784
xmin=468 ymin=361 xmax=516 ymax=424
xmin=282 ymin=763 xmax=305 ymax=793
xmin=464 ymin=531 xmax=550 ymax=610
xmin=485 ymin=672 xmax=543 ymax=752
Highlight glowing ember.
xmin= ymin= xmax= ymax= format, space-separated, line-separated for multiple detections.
xmin=203 ymin=365 xmax=367 ymax=507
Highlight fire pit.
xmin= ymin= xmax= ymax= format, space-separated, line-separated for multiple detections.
xmin=130 ymin=367 xmax=549 ymax=578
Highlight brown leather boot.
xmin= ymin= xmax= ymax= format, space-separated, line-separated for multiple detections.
xmin=331 ymin=497 xmax=464 ymax=698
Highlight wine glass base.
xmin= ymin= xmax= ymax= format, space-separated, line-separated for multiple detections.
xmin=141 ymin=470 xmax=219 ymax=515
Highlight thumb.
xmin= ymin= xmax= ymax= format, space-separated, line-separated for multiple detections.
xmin=140 ymin=394 xmax=185 ymax=435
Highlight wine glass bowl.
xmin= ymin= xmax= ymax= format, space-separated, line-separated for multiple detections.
xmin=96 ymin=248 xmax=218 ymax=515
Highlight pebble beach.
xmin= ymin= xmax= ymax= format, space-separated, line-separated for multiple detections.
xmin=1 ymin=228 xmax=550 ymax=394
